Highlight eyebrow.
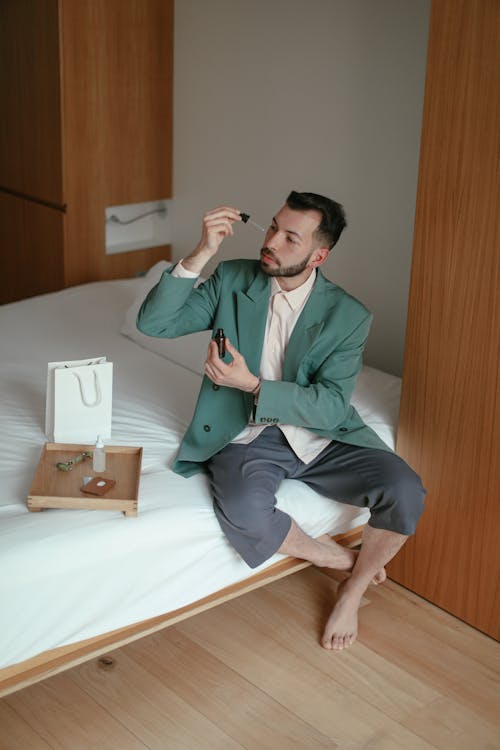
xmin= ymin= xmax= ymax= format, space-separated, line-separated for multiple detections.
xmin=271 ymin=216 xmax=303 ymax=240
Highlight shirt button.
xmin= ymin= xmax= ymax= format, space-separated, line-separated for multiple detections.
xmin=212 ymin=384 xmax=220 ymax=390
xmin=339 ymin=427 xmax=348 ymax=432
xmin=204 ymin=424 xmax=211 ymax=432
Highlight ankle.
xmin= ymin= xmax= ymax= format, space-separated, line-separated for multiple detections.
xmin=337 ymin=576 xmax=367 ymax=601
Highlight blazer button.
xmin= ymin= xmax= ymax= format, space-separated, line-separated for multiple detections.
xmin=204 ymin=424 xmax=211 ymax=432
xmin=212 ymin=384 xmax=220 ymax=391
xmin=339 ymin=426 xmax=348 ymax=432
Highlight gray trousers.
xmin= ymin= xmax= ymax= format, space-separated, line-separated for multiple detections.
xmin=207 ymin=427 xmax=425 ymax=568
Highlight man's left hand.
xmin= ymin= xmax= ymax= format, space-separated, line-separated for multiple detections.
xmin=204 ymin=338 xmax=259 ymax=393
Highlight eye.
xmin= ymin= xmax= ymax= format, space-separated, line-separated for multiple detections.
xmin=287 ymin=235 xmax=299 ymax=245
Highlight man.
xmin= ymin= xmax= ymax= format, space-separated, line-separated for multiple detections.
xmin=137 ymin=191 xmax=425 ymax=650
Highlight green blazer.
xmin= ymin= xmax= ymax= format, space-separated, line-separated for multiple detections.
xmin=137 ymin=259 xmax=392 ymax=477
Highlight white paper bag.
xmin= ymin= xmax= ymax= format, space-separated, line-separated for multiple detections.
xmin=45 ymin=357 xmax=113 ymax=443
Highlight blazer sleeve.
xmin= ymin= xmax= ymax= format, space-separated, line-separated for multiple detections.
xmin=253 ymin=312 xmax=372 ymax=432
xmin=136 ymin=263 xmax=224 ymax=338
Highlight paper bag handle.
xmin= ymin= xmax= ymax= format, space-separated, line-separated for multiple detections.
xmin=72 ymin=370 xmax=102 ymax=407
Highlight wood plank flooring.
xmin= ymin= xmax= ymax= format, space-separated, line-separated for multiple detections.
xmin=0 ymin=568 xmax=498 ymax=750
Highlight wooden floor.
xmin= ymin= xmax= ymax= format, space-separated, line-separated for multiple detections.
xmin=0 ymin=568 xmax=498 ymax=750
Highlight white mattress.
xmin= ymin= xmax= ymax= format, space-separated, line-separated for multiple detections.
xmin=0 ymin=279 xmax=401 ymax=669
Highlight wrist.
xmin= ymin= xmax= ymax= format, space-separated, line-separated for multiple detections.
xmin=249 ymin=377 xmax=261 ymax=395
xmin=182 ymin=246 xmax=213 ymax=274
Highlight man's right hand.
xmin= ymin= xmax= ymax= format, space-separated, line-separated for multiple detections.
xmin=181 ymin=206 xmax=242 ymax=275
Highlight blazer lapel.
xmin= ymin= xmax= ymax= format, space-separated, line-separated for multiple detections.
xmin=235 ymin=272 xmax=270 ymax=375
xmin=282 ymin=272 xmax=335 ymax=379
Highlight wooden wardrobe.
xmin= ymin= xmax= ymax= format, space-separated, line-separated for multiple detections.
xmin=387 ymin=0 xmax=499 ymax=640
xmin=0 ymin=0 xmax=173 ymax=305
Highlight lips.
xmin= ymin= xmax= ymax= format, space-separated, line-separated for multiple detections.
xmin=261 ymin=251 xmax=278 ymax=264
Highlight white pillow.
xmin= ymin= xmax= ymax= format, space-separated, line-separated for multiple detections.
xmin=120 ymin=260 xmax=211 ymax=375
xmin=350 ymin=366 xmax=401 ymax=450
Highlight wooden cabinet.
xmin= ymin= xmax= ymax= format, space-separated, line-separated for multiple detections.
xmin=0 ymin=0 xmax=63 ymax=206
xmin=0 ymin=193 xmax=64 ymax=302
xmin=387 ymin=0 xmax=499 ymax=640
xmin=0 ymin=0 xmax=173 ymax=304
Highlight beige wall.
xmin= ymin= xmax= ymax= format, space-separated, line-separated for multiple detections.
xmin=172 ymin=0 xmax=430 ymax=376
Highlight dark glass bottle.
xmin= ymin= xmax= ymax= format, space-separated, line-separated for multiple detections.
xmin=214 ymin=328 xmax=226 ymax=357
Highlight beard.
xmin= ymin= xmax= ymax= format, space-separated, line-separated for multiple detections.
xmin=259 ymin=247 xmax=314 ymax=277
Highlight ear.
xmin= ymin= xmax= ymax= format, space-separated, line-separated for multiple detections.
xmin=309 ymin=247 xmax=329 ymax=268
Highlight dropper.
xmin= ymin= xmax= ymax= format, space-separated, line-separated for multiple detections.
xmin=240 ymin=212 xmax=265 ymax=232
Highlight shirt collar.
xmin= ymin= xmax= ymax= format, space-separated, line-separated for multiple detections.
xmin=270 ymin=269 xmax=317 ymax=310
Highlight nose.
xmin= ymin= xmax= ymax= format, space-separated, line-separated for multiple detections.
xmin=266 ymin=227 xmax=282 ymax=251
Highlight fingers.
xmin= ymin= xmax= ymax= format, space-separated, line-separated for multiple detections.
xmin=196 ymin=205 xmax=247 ymax=258
xmin=204 ymin=358 xmax=218 ymax=383
xmin=204 ymin=338 xmax=247 ymax=389
xmin=223 ymin=337 xmax=239 ymax=358
xmin=204 ymin=216 xmax=234 ymax=239
xmin=204 ymin=206 xmax=242 ymax=223
xmin=206 ymin=339 xmax=224 ymax=365
xmin=202 ymin=206 xmax=242 ymax=252
xmin=204 ymin=341 xmax=227 ymax=381
xmin=207 ymin=337 xmax=238 ymax=362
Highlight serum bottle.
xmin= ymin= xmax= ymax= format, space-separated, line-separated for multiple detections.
xmin=93 ymin=435 xmax=106 ymax=473
xmin=214 ymin=328 xmax=226 ymax=358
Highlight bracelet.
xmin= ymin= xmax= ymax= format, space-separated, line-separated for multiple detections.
xmin=251 ymin=377 xmax=261 ymax=394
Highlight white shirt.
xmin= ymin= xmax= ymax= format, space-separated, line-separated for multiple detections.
xmin=172 ymin=261 xmax=331 ymax=464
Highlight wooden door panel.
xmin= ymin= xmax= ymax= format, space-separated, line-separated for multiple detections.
xmin=387 ymin=0 xmax=500 ymax=639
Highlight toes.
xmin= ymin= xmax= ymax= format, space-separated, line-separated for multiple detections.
xmin=333 ymin=634 xmax=347 ymax=650
xmin=372 ymin=567 xmax=387 ymax=585
xmin=337 ymin=633 xmax=355 ymax=650
xmin=321 ymin=632 xmax=357 ymax=650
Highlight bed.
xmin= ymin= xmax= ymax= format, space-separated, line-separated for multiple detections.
xmin=0 ymin=261 xmax=402 ymax=695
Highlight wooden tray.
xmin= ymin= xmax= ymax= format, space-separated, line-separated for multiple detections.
xmin=28 ymin=443 xmax=142 ymax=517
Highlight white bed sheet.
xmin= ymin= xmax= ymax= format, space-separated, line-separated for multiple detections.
xmin=0 ymin=279 xmax=401 ymax=669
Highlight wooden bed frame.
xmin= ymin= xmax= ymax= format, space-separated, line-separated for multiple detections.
xmin=0 ymin=525 xmax=363 ymax=697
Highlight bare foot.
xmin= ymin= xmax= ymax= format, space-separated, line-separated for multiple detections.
xmin=321 ymin=579 xmax=361 ymax=651
xmin=317 ymin=536 xmax=386 ymax=585
xmin=316 ymin=535 xmax=357 ymax=570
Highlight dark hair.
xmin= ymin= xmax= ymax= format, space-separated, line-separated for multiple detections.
xmin=286 ymin=190 xmax=347 ymax=250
